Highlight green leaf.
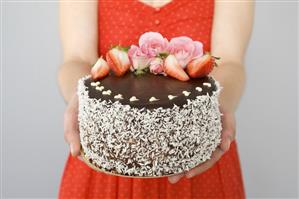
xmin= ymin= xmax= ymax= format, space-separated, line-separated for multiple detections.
xmin=109 ymin=44 xmax=131 ymax=52
xmin=133 ymin=67 xmax=149 ymax=76
xmin=121 ymin=46 xmax=131 ymax=52
xmin=158 ymin=52 xmax=169 ymax=59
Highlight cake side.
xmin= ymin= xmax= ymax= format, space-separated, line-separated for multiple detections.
xmin=78 ymin=75 xmax=222 ymax=177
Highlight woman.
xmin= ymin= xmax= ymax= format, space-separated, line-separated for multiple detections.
xmin=58 ymin=0 xmax=254 ymax=198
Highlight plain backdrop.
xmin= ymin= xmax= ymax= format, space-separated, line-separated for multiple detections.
xmin=2 ymin=1 xmax=298 ymax=198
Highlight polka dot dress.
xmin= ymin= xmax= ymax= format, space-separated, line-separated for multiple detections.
xmin=58 ymin=0 xmax=246 ymax=198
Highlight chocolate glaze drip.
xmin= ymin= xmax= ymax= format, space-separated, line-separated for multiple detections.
xmin=85 ymin=72 xmax=217 ymax=109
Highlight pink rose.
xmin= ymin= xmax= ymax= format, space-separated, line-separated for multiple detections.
xmin=128 ymin=45 xmax=152 ymax=71
xmin=149 ymin=57 xmax=164 ymax=75
xmin=139 ymin=32 xmax=169 ymax=57
xmin=168 ymin=36 xmax=203 ymax=68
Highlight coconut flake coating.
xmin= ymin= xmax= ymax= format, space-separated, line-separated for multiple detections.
xmin=78 ymin=76 xmax=222 ymax=177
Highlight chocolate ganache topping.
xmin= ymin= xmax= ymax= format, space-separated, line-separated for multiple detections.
xmin=85 ymin=72 xmax=217 ymax=109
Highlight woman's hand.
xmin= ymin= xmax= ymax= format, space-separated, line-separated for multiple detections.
xmin=63 ymin=93 xmax=83 ymax=160
xmin=168 ymin=110 xmax=236 ymax=184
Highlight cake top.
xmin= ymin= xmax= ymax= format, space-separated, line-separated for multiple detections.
xmin=87 ymin=31 xmax=220 ymax=108
xmin=85 ymin=72 xmax=217 ymax=109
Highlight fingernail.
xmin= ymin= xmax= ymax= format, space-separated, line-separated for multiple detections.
xmin=226 ymin=141 xmax=231 ymax=151
xmin=78 ymin=156 xmax=83 ymax=161
xmin=169 ymin=176 xmax=182 ymax=184
xmin=186 ymin=173 xmax=193 ymax=179
xmin=70 ymin=143 xmax=74 ymax=155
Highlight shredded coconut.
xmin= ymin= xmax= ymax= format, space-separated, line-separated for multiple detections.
xmin=78 ymin=75 xmax=222 ymax=177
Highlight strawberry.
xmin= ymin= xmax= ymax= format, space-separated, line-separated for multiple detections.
xmin=91 ymin=57 xmax=110 ymax=80
xmin=186 ymin=52 xmax=219 ymax=78
xmin=163 ymin=55 xmax=190 ymax=81
xmin=106 ymin=47 xmax=131 ymax=76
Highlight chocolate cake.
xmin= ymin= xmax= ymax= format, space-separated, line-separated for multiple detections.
xmin=78 ymin=72 xmax=222 ymax=177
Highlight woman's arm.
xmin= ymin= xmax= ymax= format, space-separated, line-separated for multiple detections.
xmin=58 ymin=1 xmax=98 ymax=102
xmin=210 ymin=0 xmax=254 ymax=113
xmin=168 ymin=0 xmax=254 ymax=183
xmin=58 ymin=1 xmax=98 ymax=156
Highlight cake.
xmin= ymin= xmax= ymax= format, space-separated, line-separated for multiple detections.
xmin=78 ymin=32 xmax=222 ymax=177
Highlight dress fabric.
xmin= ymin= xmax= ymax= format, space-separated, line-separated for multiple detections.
xmin=58 ymin=0 xmax=246 ymax=198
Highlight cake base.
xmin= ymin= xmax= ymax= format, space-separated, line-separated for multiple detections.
xmin=80 ymin=146 xmax=182 ymax=178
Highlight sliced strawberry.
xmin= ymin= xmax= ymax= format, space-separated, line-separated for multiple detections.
xmin=186 ymin=52 xmax=219 ymax=78
xmin=106 ymin=47 xmax=131 ymax=76
xmin=91 ymin=57 xmax=110 ymax=80
xmin=163 ymin=55 xmax=190 ymax=81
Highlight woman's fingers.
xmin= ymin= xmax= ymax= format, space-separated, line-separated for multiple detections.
xmin=218 ymin=111 xmax=236 ymax=152
xmin=183 ymin=111 xmax=237 ymax=179
xmin=219 ymin=130 xmax=234 ymax=152
xmin=64 ymin=95 xmax=81 ymax=157
xmin=168 ymin=111 xmax=237 ymax=181
xmin=68 ymin=134 xmax=81 ymax=156
xmin=166 ymin=111 xmax=236 ymax=181
xmin=169 ymin=145 xmax=226 ymax=182
xmin=185 ymin=146 xmax=225 ymax=179
xmin=77 ymin=154 xmax=84 ymax=162
xmin=168 ymin=172 xmax=185 ymax=184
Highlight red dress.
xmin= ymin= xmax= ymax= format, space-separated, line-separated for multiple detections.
xmin=58 ymin=0 xmax=246 ymax=198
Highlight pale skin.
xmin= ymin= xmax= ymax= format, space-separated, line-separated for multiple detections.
xmin=58 ymin=0 xmax=254 ymax=184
